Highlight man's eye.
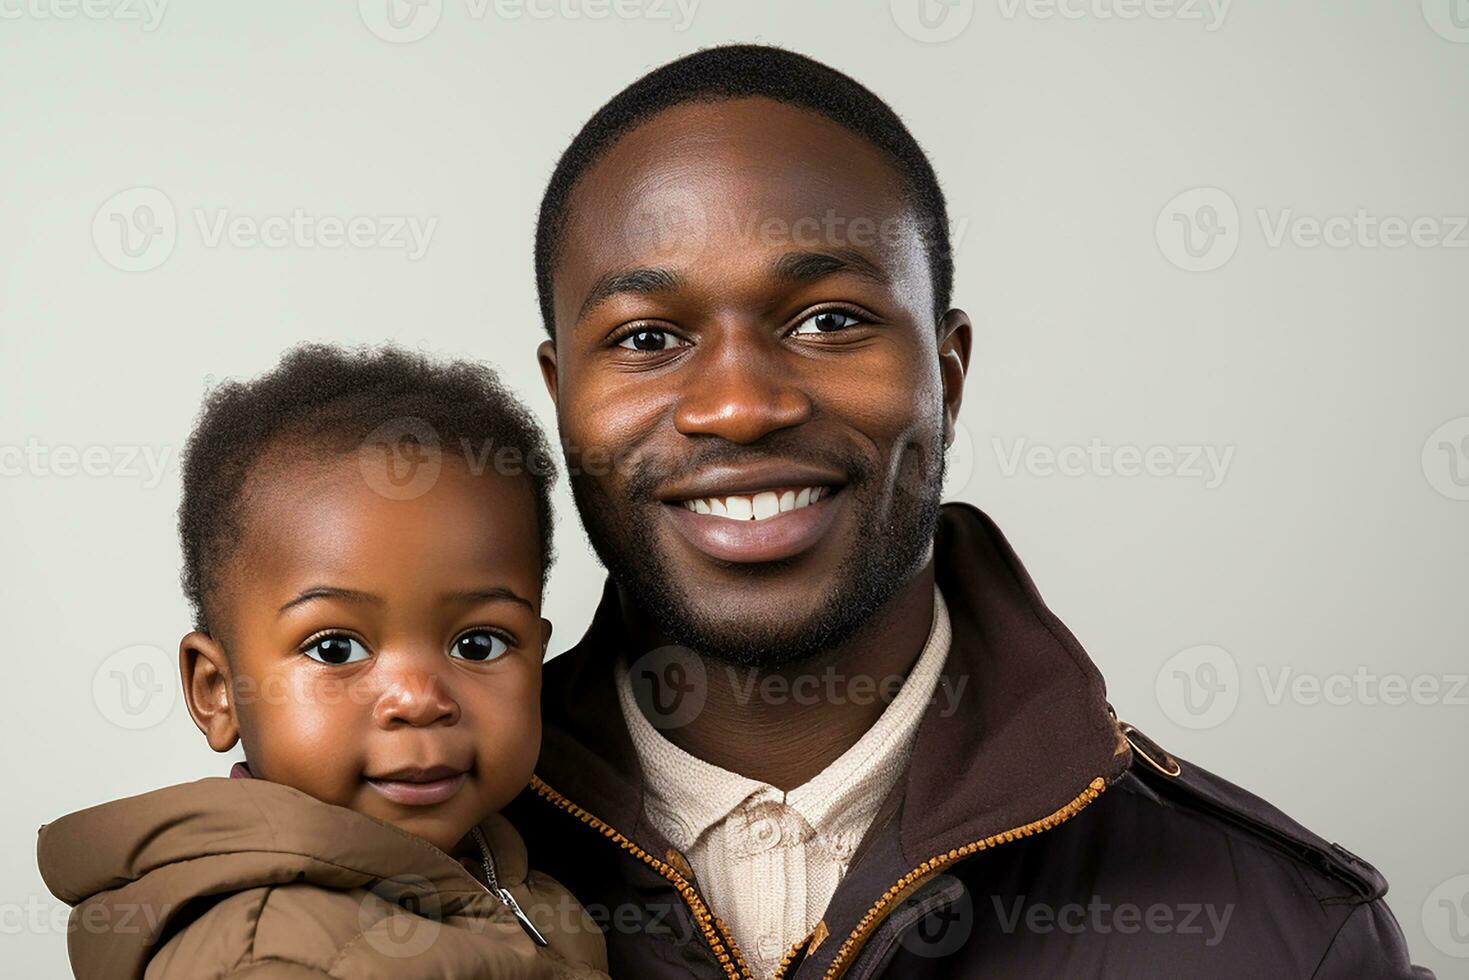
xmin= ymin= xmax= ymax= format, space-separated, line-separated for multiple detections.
xmin=791 ymin=310 xmax=863 ymax=336
xmin=450 ymin=630 xmax=509 ymax=663
xmin=617 ymin=328 xmax=681 ymax=352
xmin=302 ymin=635 xmax=369 ymax=665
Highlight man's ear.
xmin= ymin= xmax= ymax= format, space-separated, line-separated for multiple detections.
xmin=539 ymin=617 xmax=553 ymax=658
xmin=537 ymin=339 xmax=559 ymax=407
xmin=938 ymin=309 xmax=973 ymax=448
xmin=179 ymin=631 xmax=239 ymax=753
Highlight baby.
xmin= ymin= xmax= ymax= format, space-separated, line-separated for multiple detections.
xmin=38 ymin=345 xmax=607 ymax=979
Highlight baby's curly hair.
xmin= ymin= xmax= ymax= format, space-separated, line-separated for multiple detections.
xmin=178 ymin=343 xmax=556 ymax=634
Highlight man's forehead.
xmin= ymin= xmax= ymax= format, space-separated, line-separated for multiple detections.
xmin=558 ymin=97 xmax=923 ymax=284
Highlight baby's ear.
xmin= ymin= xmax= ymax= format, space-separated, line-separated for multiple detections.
xmin=179 ymin=631 xmax=239 ymax=752
xmin=539 ymin=617 xmax=553 ymax=658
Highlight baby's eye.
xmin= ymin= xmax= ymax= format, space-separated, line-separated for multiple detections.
xmin=302 ymin=634 xmax=369 ymax=665
xmin=450 ymin=630 xmax=509 ymax=663
xmin=617 ymin=328 xmax=682 ymax=352
xmin=791 ymin=310 xmax=863 ymax=336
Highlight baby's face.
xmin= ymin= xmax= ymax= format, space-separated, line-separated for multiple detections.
xmin=206 ymin=450 xmax=545 ymax=853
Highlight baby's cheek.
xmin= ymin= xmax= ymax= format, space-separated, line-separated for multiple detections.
xmin=468 ymin=685 xmax=541 ymax=808
xmin=238 ymin=671 xmax=367 ymax=806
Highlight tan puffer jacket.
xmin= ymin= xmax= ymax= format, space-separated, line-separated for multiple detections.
xmin=37 ymin=778 xmax=609 ymax=979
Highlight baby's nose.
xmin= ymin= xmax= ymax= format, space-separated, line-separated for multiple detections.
xmin=372 ymin=663 xmax=460 ymax=728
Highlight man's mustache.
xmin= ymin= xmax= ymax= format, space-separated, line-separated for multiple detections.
xmin=616 ymin=435 xmax=873 ymax=501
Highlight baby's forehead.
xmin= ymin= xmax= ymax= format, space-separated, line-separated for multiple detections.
xmin=223 ymin=446 xmax=543 ymax=603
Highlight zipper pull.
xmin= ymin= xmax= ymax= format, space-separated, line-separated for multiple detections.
xmin=495 ymin=886 xmax=550 ymax=947
xmin=469 ymin=826 xmax=549 ymax=947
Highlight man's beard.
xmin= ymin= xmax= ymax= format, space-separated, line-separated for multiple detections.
xmin=566 ymin=430 xmax=945 ymax=670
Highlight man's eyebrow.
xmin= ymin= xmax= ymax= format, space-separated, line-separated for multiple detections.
xmin=773 ymin=248 xmax=890 ymax=287
xmin=278 ymin=587 xmax=384 ymax=615
xmin=577 ymin=266 xmax=684 ymax=322
xmin=440 ymin=587 xmax=535 ymax=612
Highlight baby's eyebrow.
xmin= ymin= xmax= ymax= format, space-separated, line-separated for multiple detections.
xmin=277 ymin=586 xmax=383 ymax=615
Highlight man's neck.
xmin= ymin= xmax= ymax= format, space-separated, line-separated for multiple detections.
xmin=622 ymin=561 xmax=938 ymax=791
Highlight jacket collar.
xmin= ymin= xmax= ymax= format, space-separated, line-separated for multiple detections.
xmin=536 ymin=503 xmax=1131 ymax=867
xmin=38 ymin=778 xmax=533 ymax=980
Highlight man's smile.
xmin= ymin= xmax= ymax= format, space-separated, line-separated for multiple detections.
xmin=652 ymin=460 xmax=851 ymax=564
xmin=675 ymin=484 xmax=830 ymax=520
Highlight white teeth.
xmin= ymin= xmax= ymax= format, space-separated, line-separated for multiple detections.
xmin=681 ymin=487 xmax=830 ymax=522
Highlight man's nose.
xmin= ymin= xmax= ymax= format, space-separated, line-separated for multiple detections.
xmin=672 ymin=333 xmax=812 ymax=444
xmin=372 ymin=659 xmax=460 ymax=729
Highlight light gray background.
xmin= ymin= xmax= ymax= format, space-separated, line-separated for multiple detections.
xmin=2 ymin=1 xmax=1466 ymax=975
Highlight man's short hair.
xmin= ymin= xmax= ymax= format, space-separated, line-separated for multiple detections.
xmin=177 ymin=343 xmax=557 ymax=633
xmin=534 ymin=43 xmax=954 ymax=338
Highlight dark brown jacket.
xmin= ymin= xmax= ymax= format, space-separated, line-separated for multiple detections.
xmin=38 ymin=777 xmax=609 ymax=979
xmin=508 ymin=503 xmax=1432 ymax=979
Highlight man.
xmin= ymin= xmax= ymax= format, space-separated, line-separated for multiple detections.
xmin=510 ymin=45 xmax=1431 ymax=978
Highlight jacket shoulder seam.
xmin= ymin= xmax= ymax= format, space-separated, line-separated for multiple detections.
xmin=1113 ymin=776 xmax=1366 ymax=906
xmin=1306 ymin=901 xmax=1369 ymax=979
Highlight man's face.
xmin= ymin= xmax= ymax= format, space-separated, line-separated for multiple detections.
xmin=541 ymin=97 xmax=968 ymax=667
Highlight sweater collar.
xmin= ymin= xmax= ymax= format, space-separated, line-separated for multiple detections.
xmin=614 ymin=585 xmax=952 ymax=854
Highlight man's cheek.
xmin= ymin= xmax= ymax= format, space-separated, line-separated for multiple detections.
xmin=580 ymin=382 xmax=668 ymax=445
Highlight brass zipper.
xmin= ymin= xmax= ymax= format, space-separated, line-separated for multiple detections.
xmin=812 ymin=776 xmax=1108 ymax=980
xmin=533 ymin=772 xmax=1107 ymax=980
xmin=529 ymin=775 xmax=755 ymax=980
xmin=771 ymin=934 xmax=811 ymax=979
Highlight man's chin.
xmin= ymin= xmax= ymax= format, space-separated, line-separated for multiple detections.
xmin=646 ymin=581 xmax=887 ymax=675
